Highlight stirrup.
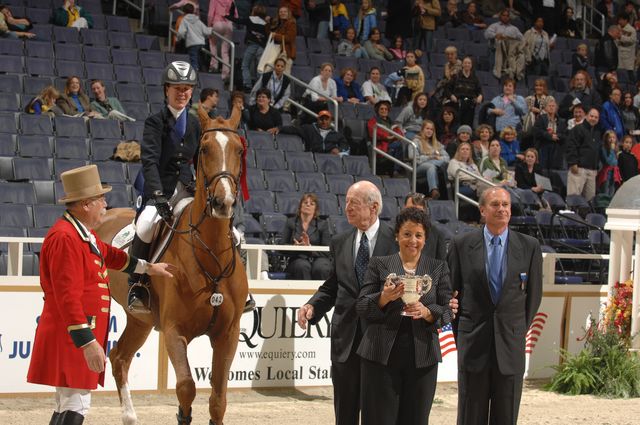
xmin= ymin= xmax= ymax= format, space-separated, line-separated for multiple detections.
xmin=243 ymin=293 xmax=256 ymax=314
xmin=127 ymin=282 xmax=151 ymax=314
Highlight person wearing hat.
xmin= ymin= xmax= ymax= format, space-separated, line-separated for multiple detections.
xmin=280 ymin=109 xmax=350 ymax=155
xmin=27 ymin=165 xmax=176 ymax=425
xmin=445 ymin=123 xmax=472 ymax=160
xmin=128 ymin=61 xmax=201 ymax=313
xmin=367 ymin=99 xmax=404 ymax=176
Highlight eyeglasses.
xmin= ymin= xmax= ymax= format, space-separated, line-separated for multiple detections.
xmin=318 ymin=116 xmax=331 ymax=120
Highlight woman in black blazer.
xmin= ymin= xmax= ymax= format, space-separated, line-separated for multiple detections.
xmin=356 ymin=207 xmax=453 ymax=425
xmin=282 ymin=193 xmax=332 ymax=280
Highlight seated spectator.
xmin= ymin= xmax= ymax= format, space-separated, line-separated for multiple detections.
xmin=558 ymin=6 xmax=581 ymax=38
xmin=499 ymin=126 xmax=521 ymax=166
xmin=250 ymin=57 xmax=291 ymax=111
xmin=90 ymin=80 xmax=135 ymax=122
xmin=177 ymin=3 xmax=214 ymax=72
xmin=335 ymin=67 xmax=364 ymax=104
xmin=270 ymin=6 xmax=297 ymax=73
xmin=363 ymin=27 xmax=393 ymax=61
xmin=0 ymin=5 xmax=34 ymax=38
xmin=387 ymin=51 xmax=424 ymax=106
xmin=330 ymin=0 xmax=350 ymax=39
xmin=559 ymin=70 xmax=602 ymax=119
xmin=620 ymin=91 xmax=640 ymax=135
xmin=523 ymin=79 xmax=554 ymax=134
xmin=597 ymin=70 xmax=620 ymax=101
xmin=567 ymin=102 xmax=586 ymax=130
xmin=443 ymin=46 xmax=462 ymax=81
xmin=515 ymin=147 xmax=545 ymax=195
xmin=304 ymin=63 xmax=339 ymax=118
xmin=437 ymin=104 xmax=460 ymax=154
xmin=597 ymin=130 xmax=621 ymax=197
xmin=618 ymin=135 xmax=639 ymax=182
xmin=444 ymin=56 xmax=482 ymax=127
xmin=282 ymin=193 xmax=332 ymax=280
xmin=447 ymin=124 xmax=473 ymax=161
xmin=389 ymin=35 xmax=407 ymax=61
xmin=225 ymin=4 xmax=269 ymax=93
xmin=354 ymin=0 xmax=377 ymax=43
xmin=368 ymin=100 xmax=404 ymax=175
xmin=488 ymin=78 xmax=528 ymax=132
xmin=244 ymin=88 xmax=282 ymax=134
xmin=624 ymin=1 xmax=639 ymax=27
xmin=53 ymin=0 xmax=93 ymax=30
xmin=481 ymin=139 xmax=513 ymax=186
xmin=439 ymin=0 xmax=462 ymax=27
xmin=283 ymin=110 xmax=349 ymax=155
xmin=25 ymin=86 xmax=63 ymax=116
xmin=189 ymin=88 xmax=219 ymax=119
xmin=447 ymin=141 xmax=482 ymax=200
xmin=361 ymin=67 xmax=392 ymax=105
xmin=571 ymin=43 xmax=589 ymax=79
xmin=534 ymin=98 xmax=566 ymax=172
xmin=394 ymin=92 xmax=429 ymax=140
xmin=523 ymin=17 xmax=551 ymax=76
xmin=594 ymin=24 xmax=621 ymax=74
xmin=471 ymin=123 xmax=493 ymax=164
xmin=410 ymin=120 xmax=450 ymax=199
xmin=56 ymin=76 xmax=101 ymax=118
xmin=461 ymin=2 xmax=487 ymax=30
xmin=485 ymin=9 xmax=524 ymax=80
xmin=600 ymin=87 xmax=625 ymax=141
xmin=336 ymin=26 xmax=367 ymax=58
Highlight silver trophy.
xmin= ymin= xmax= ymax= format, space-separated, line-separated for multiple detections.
xmin=388 ymin=273 xmax=432 ymax=316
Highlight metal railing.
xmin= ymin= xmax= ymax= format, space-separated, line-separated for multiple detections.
xmin=168 ymin=9 xmax=235 ymax=90
xmin=112 ymin=0 xmax=146 ymax=32
xmin=371 ymin=122 xmax=418 ymax=192
xmin=453 ymin=167 xmax=497 ymax=219
xmin=280 ymin=69 xmax=340 ymax=131
xmin=582 ymin=0 xmax=605 ymax=37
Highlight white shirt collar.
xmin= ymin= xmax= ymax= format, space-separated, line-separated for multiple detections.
xmin=167 ymin=104 xmax=186 ymax=120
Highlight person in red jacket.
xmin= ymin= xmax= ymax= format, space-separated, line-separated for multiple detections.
xmin=27 ymin=165 xmax=175 ymax=425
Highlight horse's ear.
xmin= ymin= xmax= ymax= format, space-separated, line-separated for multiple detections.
xmin=228 ymin=104 xmax=241 ymax=130
xmin=197 ymin=104 xmax=210 ymax=131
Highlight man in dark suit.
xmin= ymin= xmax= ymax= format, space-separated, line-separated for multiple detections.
xmin=296 ymin=181 xmax=398 ymax=425
xmin=448 ymin=187 xmax=542 ymax=425
xmin=403 ymin=192 xmax=447 ymax=261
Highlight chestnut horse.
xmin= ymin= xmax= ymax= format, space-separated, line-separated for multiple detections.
xmin=96 ymin=105 xmax=248 ymax=425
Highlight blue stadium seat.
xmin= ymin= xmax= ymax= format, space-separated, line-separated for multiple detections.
xmin=0 ymin=55 xmax=24 ymax=74
xmin=106 ymin=15 xmax=131 ymax=32
xmin=115 ymin=82 xmax=146 ymax=102
xmin=142 ymin=68 xmax=163 ymax=86
xmin=256 ymin=150 xmax=286 ymax=170
xmin=356 ymin=175 xmax=384 ymax=194
xmin=241 ymin=213 xmax=264 ymax=240
xmin=0 ymin=226 xmax=28 ymax=254
xmin=105 ymin=183 xmax=133 ymax=208
xmin=114 ymin=65 xmax=143 ymax=83
xmin=13 ymin=157 xmax=52 ymax=180
xmin=315 ymin=193 xmax=341 ymax=216
xmin=31 ymin=23 xmax=53 ymax=41
xmin=260 ymin=212 xmax=288 ymax=244
xmin=23 ymin=76 xmax=52 ymax=95
xmin=108 ymin=32 xmax=136 ymax=49
xmin=139 ymin=51 xmax=165 ymax=68
xmin=18 ymin=135 xmax=53 ymax=157
xmin=275 ymin=192 xmax=300 ymax=215
xmin=275 ymin=133 xmax=304 ymax=151
xmin=355 ymin=103 xmax=375 ymax=120
xmin=246 ymin=130 xmax=275 ymax=150
xmin=120 ymin=102 xmax=149 ymax=121
xmin=383 ymin=178 xmax=411 ymax=197
xmin=0 ymin=204 xmax=32 ymax=228
xmin=0 ymin=93 xmax=19 ymax=112
xmin=111 ymin=48 xmax=139 ymax=66
xmin=91 ymin=139 xmax=120 ymax=161
xmin=198 ymin=73 xmax=225 ymax=91
xmin=244 ymin=190 xmax=276 ymax=214
xmin=123 ymin=121 xmax=144 ymax=141
xmin=92 ymin=14 xmax=106 ymax=30
xmin=56 ymin=59 xmax=86 ymax=78
xmin=0 ymin=156 xmax=13 ymax=179
xmin=80 ymin=29 xmax=109 ymax=46
xmin=0 ymin=38 xmax=24 ymax=56
xmin=135 ymin=34 xmax=160 ymax=51
xmin=326 ymin=174 xmax=354 ymax=195
xmin=126 ymin=162 xmax=142 ymax=185
xmin=33 ymin=180 xmax=55 ymax=204
xmin=85 ymin=62 xmax=114 ymax=81
xmin=25 ymin=7 xmax=51 ymax=24
xmin=427 ymin=200 xmax=457 ymax=224
xmin=54 ymin=42 xmax=82 ymax=61
xmin=95 ymin=162 xmax=127 ymax=184
xmin=55 ymin=116 xmax=88 ymax=138
xmin=54 ymin=137 xmax=90 ymax=159
xmin=307 ymin=38 xmax=332 ymax=54
xmin=0 ymin=181 xmax=36 ymax=204
xmin=54 ymin=159 xmax=89 ymax=180
xmin=327 ymin=214 xmax=350 ymax=235
xmin=315 ymin=153 xmax=344 ymax=174
xmin=32 ymin=204 xmax=65 ymax=228
xmin=246 ymin=168 xmax=266 ymax=191
xmin=0 ymin=74 xmax=21 ymax=93
xmin=0 ymin=133 xmax=16 ymax=155
xmin=343 ymin=155 xmax=372 ymax=176
xmin=380 ymin=196 xmax=399 ymax=221
xmin=89 ymin=119 xmax=122 ymax=139
xmin=294 ymin=171 xmax=326 ymax=194
xmin=21 ymin=114 xmax=53 ymax=135
xmin=245 ymin=148 xmax=257 ymax=168
xmin=264 ymin=170 xmax=297 ymax=192
xmin=83 ymin=45 xmax=111 ymax=63
xmin=53 ymin=26 xmax=81 ymax=44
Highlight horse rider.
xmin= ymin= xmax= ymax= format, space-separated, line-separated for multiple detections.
xmin=27 ymin=165 xmax=175 ymax=425
xmin=128 ymin=61 xmax=201 ymax=313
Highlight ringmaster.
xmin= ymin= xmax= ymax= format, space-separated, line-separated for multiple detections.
xmin=448 ymin=187 xmax=542 ymax=425
xmin=27 ymin=165 xmax=175 ymax=425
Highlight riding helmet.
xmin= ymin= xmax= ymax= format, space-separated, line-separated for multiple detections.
xmin=163 ymin=61 xmax=197 ymax=86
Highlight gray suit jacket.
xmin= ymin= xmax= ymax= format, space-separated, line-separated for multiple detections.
xmin=307 ymin=221 xmax=398 ymax=363
xmin=448 ymin=228 xmax=542 ymax=375
xmin=356 ymin=253 xmax=453 ymax=368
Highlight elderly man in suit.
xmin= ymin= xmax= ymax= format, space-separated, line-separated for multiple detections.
xmin=448 ymin=186 xmax=542 ymax=425
xmin=296 ymin=180 xmax=398 ymax=425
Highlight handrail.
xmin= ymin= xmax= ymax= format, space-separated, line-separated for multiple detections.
xmin=167 ymin=9 xmax=235 ymax=90
xmin=112 ymin=0 xmax=146 ymax=31
xmin=279 ymin=69 xmax=340 ymax=131
xmin=582 ymin=0 xmax=605 ymax=37
xmin=371 ymin=122 xmax=417 ymax=192
xmin=454 ymin=167 xmax=497 ymax=219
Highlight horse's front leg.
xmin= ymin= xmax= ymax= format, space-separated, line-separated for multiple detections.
xmin=165 ymin=328 xmax=196 ymax=425
xmin=109 ymin=316 xmax=153 ymax=425
xmin=208 ymin=324 xmax=241 ymax=425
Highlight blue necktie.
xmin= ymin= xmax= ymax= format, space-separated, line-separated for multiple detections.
xmin=488 ymin=236 xmax=503 ymax=304
xmin=173 ymin=109 xmax=187 ymax=141
xmin=355 ymin=233 xmax=369 ymax=287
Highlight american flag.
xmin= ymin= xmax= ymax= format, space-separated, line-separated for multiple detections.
xmin=526 ymin=312 xmax=548 ymax=354
xmin=438 ymin=323 xmax=457 ymax=358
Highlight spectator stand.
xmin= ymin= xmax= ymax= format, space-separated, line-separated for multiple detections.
xmin=370 ymin=120 xmax=418 ymax=192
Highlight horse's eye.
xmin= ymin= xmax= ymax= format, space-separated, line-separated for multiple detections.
xmin=238 ymin=149 xmax=244 ymax=156
xmin=201 ymin=147 xmax=208 ymax=155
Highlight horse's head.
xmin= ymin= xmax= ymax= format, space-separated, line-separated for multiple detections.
xmin=196 ymin=104 xmax=244 ymax=219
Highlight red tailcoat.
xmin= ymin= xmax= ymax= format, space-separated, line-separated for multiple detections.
xmin=27 ymin=212 xmax=133 ymax=389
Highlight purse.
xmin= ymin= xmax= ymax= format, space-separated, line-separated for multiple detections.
xmin=257 ymin=33 xmax=285 ymax=73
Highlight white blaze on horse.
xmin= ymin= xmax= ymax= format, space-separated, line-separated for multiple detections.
xmin=97 ymin=105 xmax=249 ymax=425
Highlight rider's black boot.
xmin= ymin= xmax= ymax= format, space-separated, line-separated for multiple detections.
xmin=127 ymin=235 xmax=152 ymax=314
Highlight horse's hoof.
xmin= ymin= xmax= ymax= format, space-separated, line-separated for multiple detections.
xmin=176 ymin=407 xmax=192 ymax=425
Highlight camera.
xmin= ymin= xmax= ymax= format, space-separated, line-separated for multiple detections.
xmin=396 ymin=68 xmax=406 ymax=77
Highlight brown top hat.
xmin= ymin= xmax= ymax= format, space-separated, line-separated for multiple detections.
xmin=58 ymin=165 xmax=112 ymax=204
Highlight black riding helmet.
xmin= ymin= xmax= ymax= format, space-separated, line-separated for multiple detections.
xmin=163 ymin=61 xmax=198 ymax=87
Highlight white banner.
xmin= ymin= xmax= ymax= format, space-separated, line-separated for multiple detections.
xmin=0 ymin=292 xmax=159 ymax=393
